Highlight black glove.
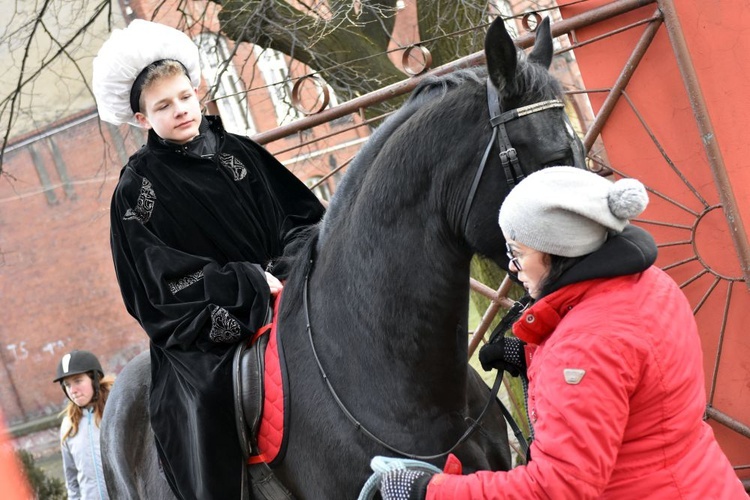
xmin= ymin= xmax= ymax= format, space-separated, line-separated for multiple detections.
xmin=379 ymin=469 xmax=432 ymax=500
xmin=479 ymin=336 xmax=527 ymax=376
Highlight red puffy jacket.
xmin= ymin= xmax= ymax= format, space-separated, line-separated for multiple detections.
xmin=428 ymin=267 xmax=745 ymax=499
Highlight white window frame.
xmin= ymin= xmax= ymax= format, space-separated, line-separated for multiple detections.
xmin=490 ymin=0 xmax=519 ymax=38
xmin=195 ymin=33 xmax=257 ymax=136
xmin=253 ymin=46 xmax=304 ymax=126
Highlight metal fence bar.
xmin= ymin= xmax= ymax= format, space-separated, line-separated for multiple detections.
xmin=252 ymin=0 xmax=656 ymax=146
xmin=706 ymin=406 xmax=750 ymax=440
xmin=468 ymin=275 xmax=517 ymax=357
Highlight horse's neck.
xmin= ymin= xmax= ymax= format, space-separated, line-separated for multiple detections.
xmin=311 ymin=224 xmax=472 ymax=394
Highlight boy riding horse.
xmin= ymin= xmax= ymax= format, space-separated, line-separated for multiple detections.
xmin=93 ymin=20 xmax=324 ymax=500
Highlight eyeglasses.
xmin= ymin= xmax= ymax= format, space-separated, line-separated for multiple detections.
xmin=506 ymin=242 xmax=522 ymax=272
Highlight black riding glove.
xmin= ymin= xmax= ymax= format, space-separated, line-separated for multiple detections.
xmin=479 ymin=336 xmax=527 ymax=376
xmin=379 ymin=469 xmax=433 ymax=500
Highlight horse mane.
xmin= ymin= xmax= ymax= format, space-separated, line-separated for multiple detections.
xmin=318 ymin=68 xmax=485 ymax=248
xmin=504 ymin=49 xmax=564 ymax=107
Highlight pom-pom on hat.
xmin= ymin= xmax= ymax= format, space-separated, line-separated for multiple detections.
xmin=498 ymin=166 xmax=649 ymax=257
xmin=92 ymin=20 xmax=201 ymax=127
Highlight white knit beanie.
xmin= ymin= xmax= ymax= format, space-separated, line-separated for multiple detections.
xmin=498 ymin=166 xmax=649 ymax=257
xmin=92 ymin=20 xmax=201 ymax=127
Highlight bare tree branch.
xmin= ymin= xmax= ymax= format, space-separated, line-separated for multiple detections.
xmin=1 ymin=0 xmax=54 ymax=172
xmin=0 ymin=0 xmax=111 ymax=174
xmin=1 ymin=0 xmax=501 ymax=174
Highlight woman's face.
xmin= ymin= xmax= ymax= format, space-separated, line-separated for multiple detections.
xmin=505 ymin=237 xmax=550 ymax=299
xmin=62 ymin=373 xmax=95 ymax=408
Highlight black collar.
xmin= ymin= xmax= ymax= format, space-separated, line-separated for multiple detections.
xmin=147 ymin=116 xmax=223 ymax=157
xmin=542 ymin=225 xmax=658 ymax=297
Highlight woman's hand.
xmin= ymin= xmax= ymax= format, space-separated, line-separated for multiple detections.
xmin=379 ymin=469 xmax=432 ymax=500
xmin=479 ymin=336 xmax=527 ymax=376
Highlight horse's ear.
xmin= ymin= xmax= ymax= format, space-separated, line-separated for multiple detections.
xmin=527 ymin=17 xmax=553 ymax=69
xmin=485 ymin=17 xmax=518 ymax=91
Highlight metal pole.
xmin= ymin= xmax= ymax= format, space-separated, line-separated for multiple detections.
xmin=468 ymin=276 xmax=516 ymax=357
xmin=706 ymin=406 xmax=750 ymax=440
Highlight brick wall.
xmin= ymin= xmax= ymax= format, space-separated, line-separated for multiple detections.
xmin=0 ymin=115 xmax=149 ymax=424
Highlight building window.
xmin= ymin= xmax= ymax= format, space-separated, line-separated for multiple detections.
xmin=195 ymin=33 xmax=256 ymax=136
xmin=253 ymin=47 xmax=339 ymax=125
xmin=253 ymin=47 xmax=304 ymax=126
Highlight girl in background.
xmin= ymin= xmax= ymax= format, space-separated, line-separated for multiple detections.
xmin=54 ymin=350 xmax=114 ymax=500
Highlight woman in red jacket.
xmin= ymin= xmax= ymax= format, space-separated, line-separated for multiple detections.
xmin=378 ymin=166 xmax=746 ymax=499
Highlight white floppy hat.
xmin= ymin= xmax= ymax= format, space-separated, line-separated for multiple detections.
xmin=498 ymin=166 xmax=649 ymax=257
xmin=92 ymin=20 xmax=201 ymax=127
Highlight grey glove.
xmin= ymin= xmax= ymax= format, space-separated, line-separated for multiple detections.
xmin=379 ymin=469 xmax=432 ymax=500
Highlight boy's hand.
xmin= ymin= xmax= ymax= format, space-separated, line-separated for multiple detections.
xmin=265 ymin=272 xmax=283 ymax=295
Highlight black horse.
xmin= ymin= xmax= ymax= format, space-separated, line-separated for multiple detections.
xmin=101 ymin=17 xmax=584 ymax=499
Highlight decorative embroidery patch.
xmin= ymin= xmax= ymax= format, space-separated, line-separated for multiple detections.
xmin=219 ymin=154 xmax=247 ymax=181
xmin=167 ymin=270 xmax=204 ymax=295
xmin=123 ymin=178 xmax=156 ymax=223
xmin=209 ymin=306 xmax=242 ymax=343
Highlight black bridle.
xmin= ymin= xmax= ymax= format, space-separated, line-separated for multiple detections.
xmin=461 ymin=80 xmax=569 ymax=231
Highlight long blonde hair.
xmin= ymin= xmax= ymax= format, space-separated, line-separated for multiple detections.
xmin=60 ymin=374 xmax=115 ymax=441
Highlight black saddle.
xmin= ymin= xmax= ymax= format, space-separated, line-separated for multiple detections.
xmin=233 ymin=309 xmax=295 ymax=500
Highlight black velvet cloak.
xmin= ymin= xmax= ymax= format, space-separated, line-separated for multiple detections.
xmin=110 ymin=117 xmax=324 ymax=500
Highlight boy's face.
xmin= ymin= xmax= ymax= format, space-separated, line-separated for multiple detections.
xmin=135 ymin=73 xmax=202 ymax=144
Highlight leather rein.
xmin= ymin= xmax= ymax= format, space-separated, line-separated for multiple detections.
xmin=303 ymin=260 xmax=524 ymax=461
xmin=302 ymin=80 xmax=563 ymax=461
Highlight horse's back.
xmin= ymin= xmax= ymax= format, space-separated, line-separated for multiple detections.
xmin=101 ymin=350 xmax=176 ymax=499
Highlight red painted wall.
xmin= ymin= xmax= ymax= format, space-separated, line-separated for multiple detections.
xmin=561 ymin=0 xmax=750 ymax=476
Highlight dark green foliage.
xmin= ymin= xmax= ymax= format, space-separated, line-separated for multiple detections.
xmin=16 ymin=449 xmax=67 ymax=500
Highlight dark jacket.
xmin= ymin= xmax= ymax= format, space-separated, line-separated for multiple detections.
xmin=110 ymin=116 xmax=324 ymax=500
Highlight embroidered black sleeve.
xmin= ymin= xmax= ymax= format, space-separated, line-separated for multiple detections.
xmin=123 ymin=178 xmax=156 ymax=223
xmin=167 ymin=270 xmax=205 ymax=295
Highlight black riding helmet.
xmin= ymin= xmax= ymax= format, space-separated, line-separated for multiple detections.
xmin=53 ymin=350 xmax=104 ymax=403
